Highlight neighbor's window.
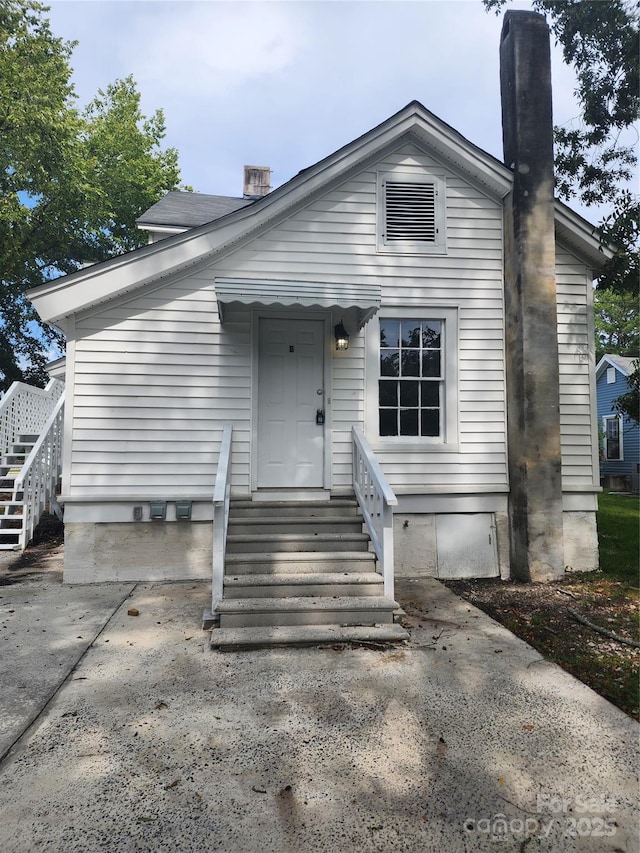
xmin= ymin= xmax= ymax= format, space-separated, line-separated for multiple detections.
xmin=603 ymin=415 xmax=622 ymax=461
xmin=379 ymin=319 xmax=443 ymax=437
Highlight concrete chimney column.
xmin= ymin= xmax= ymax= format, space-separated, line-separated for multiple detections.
xmin=500 ymin=10 xmax=564 ymax=582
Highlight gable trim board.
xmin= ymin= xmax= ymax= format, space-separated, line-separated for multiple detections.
xmin=29 ymin=68 xmax=608 ymax=581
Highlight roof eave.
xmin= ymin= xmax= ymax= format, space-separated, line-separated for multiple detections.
xmin=554 ymin=201 xmax=614 ymax=271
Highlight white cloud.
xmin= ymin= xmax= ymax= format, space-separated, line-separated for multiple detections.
xmin=46 ymin=0 xmax=626 ymax=222
xmin=129 ymin=1 xmax=308 ymax=96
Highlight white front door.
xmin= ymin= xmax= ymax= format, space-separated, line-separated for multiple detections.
xmin=257 ymin=317 xmax=325 ymax=488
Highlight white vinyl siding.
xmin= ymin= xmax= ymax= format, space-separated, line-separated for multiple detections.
xmin=66 ymin=143 xmax=597 ymax=502
xmin=212 ymin=144 xmax=507 ymax=495
xmin=71 ymin=280 xmax=251 ymax=496
xmin=555 ymin=245 xmax=598 ymax=488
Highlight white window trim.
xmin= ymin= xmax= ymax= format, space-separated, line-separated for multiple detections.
xmin=366 ymin=307 xmax=459 ymax=450
xmin=377 ymin=170 xmax=447 ymax=255
xmin=602 ymin=414 xmax=624 ymax=461
xmin=606 ymin=367 xmax=616 ymax=384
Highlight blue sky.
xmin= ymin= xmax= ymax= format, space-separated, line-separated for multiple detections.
xmin=46 ymin=0 xmax=609 ymax=220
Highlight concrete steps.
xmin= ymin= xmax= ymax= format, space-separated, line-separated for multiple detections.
xmin=225 ymin=550 xmax=377 ymax=574
xmin=0 ymin=435 xmax=36 ymax=551
xmin=224 ymin=571 xmax=384 ymax=598
xmin=211 ymin=497 xmax=408 ymax=649
xmin=211 ymin=623 xmax=409 ymax=651
xmin=215 ymin=595 xmax=398 ymax=628
xmin=226 ymin=532 xmax=371 ymax=553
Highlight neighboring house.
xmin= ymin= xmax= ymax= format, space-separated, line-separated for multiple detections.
xmin=595 ymin=355 xmax=640 ymax=488
xmin=26 ymin=13 xmax=610 ymax=620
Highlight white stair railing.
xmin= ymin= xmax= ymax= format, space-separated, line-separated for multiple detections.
xmin=211 ymin=425 xmax=233 ymax=613
xmin=352 ymin=425 xmax=398 ymax=598
xmin=0 ymin=378 xmax=64 ymax=459
xmin=14 ymin=393 xmax=65 ymax=550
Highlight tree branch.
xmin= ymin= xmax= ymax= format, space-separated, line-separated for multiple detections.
xmin=567 ymin=608 xmax=640 ymax=649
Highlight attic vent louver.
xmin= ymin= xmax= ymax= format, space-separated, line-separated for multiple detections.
xmin=378 ymin=171 xmax=445 ymax=254
xmin=385 ymin=181 xmax=437 ymax=242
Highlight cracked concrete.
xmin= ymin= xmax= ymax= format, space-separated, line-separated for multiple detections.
xmin=0 ymin=551 xmax=637 ymax=852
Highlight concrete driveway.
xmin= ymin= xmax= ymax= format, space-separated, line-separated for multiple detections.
xmin=0 ymin=549 xmax=637 ymax=852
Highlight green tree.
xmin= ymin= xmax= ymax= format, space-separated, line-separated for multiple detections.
xmin=484 ymin=0 xmax=639 ymax=295
xmin=593 ymin=288 xmax=640 ymax=362
xmin=614 ymin=360 xmax=640 ymax=426
xmin=0 ymin=1 xmax=187 ymax=392
xmin=78 ymin=76 xmax=183 ymax=262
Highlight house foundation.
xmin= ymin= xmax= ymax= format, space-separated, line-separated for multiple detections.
xmin=64 ymin=521 xmax=213 ymax=584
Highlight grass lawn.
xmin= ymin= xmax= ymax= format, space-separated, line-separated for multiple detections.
xmin=597 ymin=491 xmax=639 ymax=587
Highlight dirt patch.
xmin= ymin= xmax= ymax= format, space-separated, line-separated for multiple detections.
xmin=444 ymin=573 xmax=639 ymax=722
xmin=0 ymin=513 xmax=64 ymax=586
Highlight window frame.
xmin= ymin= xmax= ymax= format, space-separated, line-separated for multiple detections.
xmin=366 ymin=308 xmax=459 ymax=450
xmin=377 ymin=170 xmax=447 ymax=255
xmin=602 ymin=414 xmax=624 ymax=461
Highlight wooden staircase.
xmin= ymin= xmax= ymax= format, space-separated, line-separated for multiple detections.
xmin=210 ymin=497 xmax=409 ymax=649
xmin=0 ymin=434 xmax=39 ymax=550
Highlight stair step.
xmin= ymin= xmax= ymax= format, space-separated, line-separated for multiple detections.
xmin=2 ymin=455 xmax=25 ymax=465
xmin=224 ymin=572 xmax=383 ymax=598
xmin=226 ymin=533 xmax=370 ymax=553
xmin=228 ymin=516 xmax=363 ymax=535
xmin=225 ymin=551 xmax=377 ymax=574
xmin=230 ymin=499 xmax=360 ymax=519
xmin=17 ymin=434 xmax=39 ymax=444
xmin=211 ymin=622 xmax=409 ymax=650
xmin=0 ymin=518 xmax=23 ymax=529
xmin=216 ymin=595 xmax=398 ymax=628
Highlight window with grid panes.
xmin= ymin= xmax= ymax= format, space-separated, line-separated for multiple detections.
xmin=604 ymin=415 xmax=622 ymax=460
xmin=378 ymin=319 xmax=443 ymax=437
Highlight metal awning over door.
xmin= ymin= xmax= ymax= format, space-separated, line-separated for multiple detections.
xmin=215 ymin=277 xmax=381 ymax=328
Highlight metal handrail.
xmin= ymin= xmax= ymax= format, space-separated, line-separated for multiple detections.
xmin=352 ymin=425 xmax=397 ymax=598
xmin=211 ymin=425 xmax=233 ymax=612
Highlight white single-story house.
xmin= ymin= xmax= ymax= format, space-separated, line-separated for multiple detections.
xmin=27 ymin=12 xmax=609 ymax=643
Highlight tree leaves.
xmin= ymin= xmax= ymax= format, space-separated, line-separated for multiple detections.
xmin=484 ymin=0 xmax=639 ymax=296
xmin=0 ymin=1 xmax=187 ymax=391
xmin=613 ymin=361 xmax=640 ymax=426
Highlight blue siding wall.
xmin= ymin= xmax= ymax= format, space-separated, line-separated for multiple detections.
xmin=596 ymin=365 xmax=640 ymax=478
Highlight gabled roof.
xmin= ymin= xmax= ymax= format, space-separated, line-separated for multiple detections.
xmin=28 ymin=100 xmax=613 ymax=331
xmin=596 ymin=354 xmax=637 ymax=379
xmin=137 ymin=191 xmax=253 ymax=230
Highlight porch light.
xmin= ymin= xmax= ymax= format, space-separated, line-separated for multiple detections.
xmin=334 ymin=320 xmax=350 ymax=351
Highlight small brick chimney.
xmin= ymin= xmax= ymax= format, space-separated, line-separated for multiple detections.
xmin=243 ymin=165 xmax=271 ymax=199
xmin=500 ymin=10 xmax=564 ymax=582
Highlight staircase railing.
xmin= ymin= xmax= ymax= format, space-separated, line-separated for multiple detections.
xmin=0 ymin=378 xmax=64 ymax=459
xmin=211 ymin=425 xmax=233 ymax=613
xmin=14 ymin=392 xmax=65 ymax=550
xmin=352 ymin=425 xmax=398 ymax=598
